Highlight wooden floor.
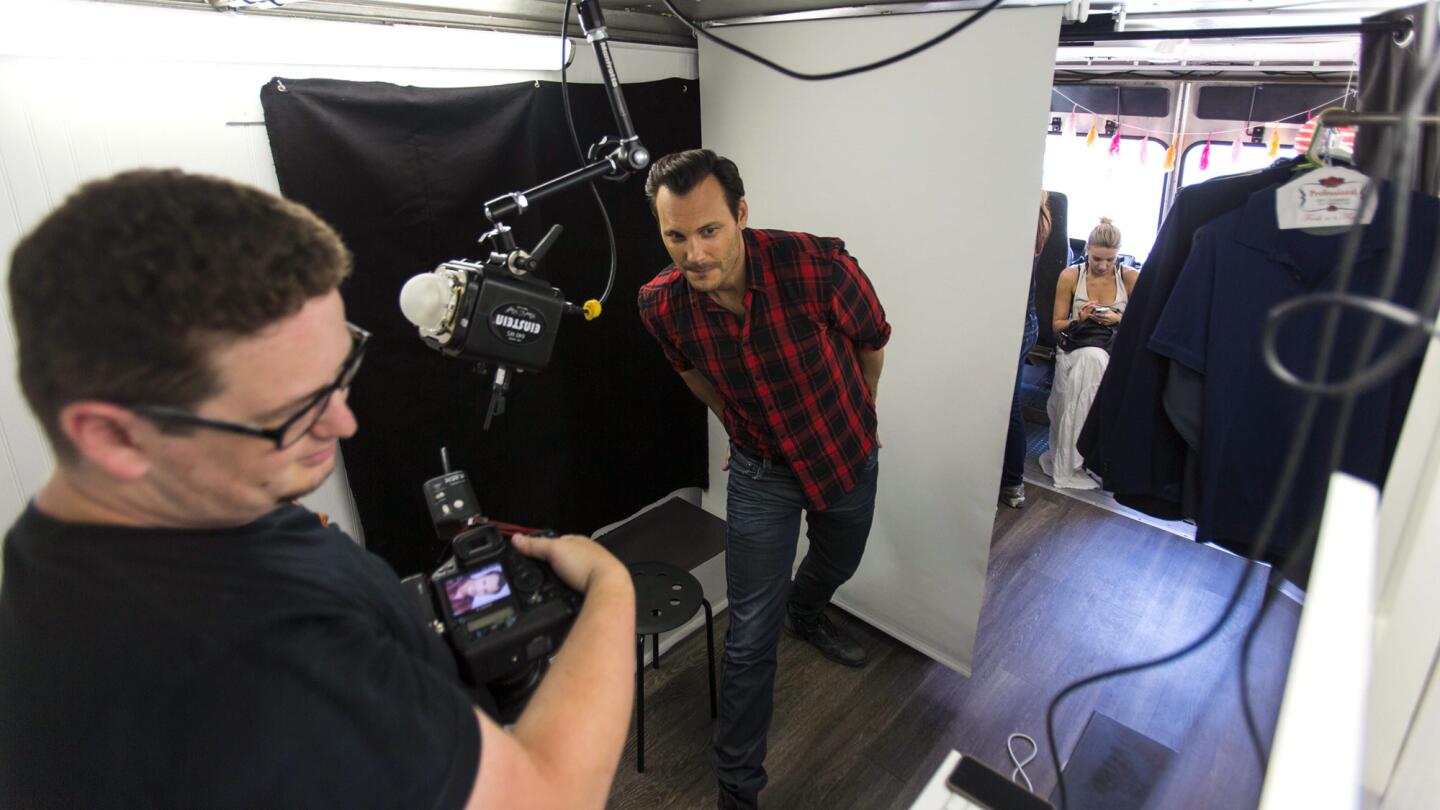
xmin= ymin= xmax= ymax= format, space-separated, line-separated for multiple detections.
xmin=606 ymin=487 xmax=1301 ymax=810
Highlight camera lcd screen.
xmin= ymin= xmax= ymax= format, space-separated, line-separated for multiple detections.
xmin=443 ymin=563 xmax=512 ymax=618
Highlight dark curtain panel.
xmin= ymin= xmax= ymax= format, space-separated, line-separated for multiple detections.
xmin=262 ymin=77 xmax=707 ymax=576
xmin=1033 ymin=191 xmax=1069 ymax=349
xmin=1357 ymin=5 xmax=1440 ymax=195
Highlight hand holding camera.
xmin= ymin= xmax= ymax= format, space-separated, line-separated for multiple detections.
xmin=512 ymin=532 xmax=628 ymax=595
xmin=404 ymin=449 xmax=592 ymax=722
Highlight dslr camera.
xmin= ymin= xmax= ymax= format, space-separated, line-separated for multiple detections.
xmin=402 ymin=457 xmax=581 ymax=721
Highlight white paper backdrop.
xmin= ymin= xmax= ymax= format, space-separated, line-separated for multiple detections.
xmin=696 ymin=5 xmax=1062 ymax=674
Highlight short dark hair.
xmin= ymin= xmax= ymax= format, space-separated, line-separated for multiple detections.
xmin=644 ymin=149 xmax=746 ymax=219
xmin=9 ymin=169 xmax=352 ymax=461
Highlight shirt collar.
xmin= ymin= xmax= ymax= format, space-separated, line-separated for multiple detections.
xmin=742 ymin=228 xmax=765 ymax=292
xmin=1235 ymin=176 xmax=1393 ymax=281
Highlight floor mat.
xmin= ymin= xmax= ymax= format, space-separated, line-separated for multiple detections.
xmin=1051 ymin=712 xmax=1176 ymax=810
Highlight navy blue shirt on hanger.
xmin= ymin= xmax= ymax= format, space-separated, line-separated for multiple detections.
xmin=1078 ymin=159 xmax=1301 ymax=518
xmin=1149 ymin=181 xmax=1437 ymax=561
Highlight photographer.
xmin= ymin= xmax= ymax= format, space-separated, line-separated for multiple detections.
xmin=0 ymin=170 xmax=635 ymax=809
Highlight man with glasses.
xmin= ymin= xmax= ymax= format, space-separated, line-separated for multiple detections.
xmin=0 ymin=170 xmax=636 ymax=809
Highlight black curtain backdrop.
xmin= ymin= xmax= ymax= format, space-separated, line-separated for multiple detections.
xmin=262 ymin=77 xmax=707 ymax=576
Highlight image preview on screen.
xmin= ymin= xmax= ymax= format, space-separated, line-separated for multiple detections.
xmin=444 ymin=563 xmax=512 ymax=617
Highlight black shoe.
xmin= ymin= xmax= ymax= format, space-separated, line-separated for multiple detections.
xmin=717 ymin=784 xmax=755 ymax=810
xmin=999 ymin=483 xmax=1026 ymax=508
xmin=783 ymin=611 xmax=869 ymax=667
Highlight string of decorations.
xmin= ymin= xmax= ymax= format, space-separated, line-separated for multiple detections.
xmin=1052 ymin=86 xmax=1357 ymax=171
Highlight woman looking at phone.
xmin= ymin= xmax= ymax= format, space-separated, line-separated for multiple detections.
xmin=1040 ymin=217 xmax=1139 ymax=490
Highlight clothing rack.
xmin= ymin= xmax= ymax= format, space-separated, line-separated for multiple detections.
xmin=1319 ymin=110 xmax=1440 ymax=126
xmin=1059 ymin=20 xmax=1412 ymax=44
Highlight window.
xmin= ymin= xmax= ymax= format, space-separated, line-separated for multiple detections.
xmin=1041 ymin=132 xmax=1169 ymax=263
xmin=1178 ymin=141 xmax=1295 ymax=190
xmin=1051 ymin=85 xmax=1171 ymax=117
xmin=1194 ymin=84 xmax=1348 ymax=123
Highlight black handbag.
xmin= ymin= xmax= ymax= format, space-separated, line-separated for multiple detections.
xmin=1056 ymin=319 xmax=1116 ymax=353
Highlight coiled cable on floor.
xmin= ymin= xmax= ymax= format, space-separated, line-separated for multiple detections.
xmin=1007 ymin=732 xmax=1038 ymax=793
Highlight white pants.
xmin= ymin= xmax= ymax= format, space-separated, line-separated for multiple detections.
xmin=1039 ymin=346 xmax=1108 ymax=490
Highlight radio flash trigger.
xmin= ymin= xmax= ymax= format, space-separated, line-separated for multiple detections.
xmin=424 ymin=447 xmax=482 ymax=536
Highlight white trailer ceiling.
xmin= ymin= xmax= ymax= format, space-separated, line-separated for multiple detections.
xmin=94 ymin=0 xmax=1415 ymax=59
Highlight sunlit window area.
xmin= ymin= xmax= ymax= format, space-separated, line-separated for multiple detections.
xmin=1041 ymin=132 xmax=1169 ymax=263
xmin=1179 ymin=141 xmax=1297 ymax=189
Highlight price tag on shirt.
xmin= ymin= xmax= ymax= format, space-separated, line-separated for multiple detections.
xmin=1275 ymin=167 xmax=1377 ymax=229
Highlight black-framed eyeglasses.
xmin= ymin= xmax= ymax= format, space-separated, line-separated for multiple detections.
xmin=132 ymin=322 xmax=370 ymax=450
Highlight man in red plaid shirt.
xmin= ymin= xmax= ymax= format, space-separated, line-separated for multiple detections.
xmin=637 ymin=149 xmax=890 ymax=809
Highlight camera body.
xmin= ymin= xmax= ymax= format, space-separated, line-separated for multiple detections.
xmin=401 ymin=461 xmax=581 ymax=720
xmin=427 ymin=523 xmax=581 ymax=686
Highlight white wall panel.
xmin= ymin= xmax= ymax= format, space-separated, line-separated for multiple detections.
xmin=698 ymin=5 xmax=1062 ymax=673
xmin=1368 ymin=343 xmax=1440 ymax=805
xmin=0 ymin=0 xmax=696 ymax=563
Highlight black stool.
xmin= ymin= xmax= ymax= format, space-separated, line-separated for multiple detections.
xmin=629 ymin=561 xmax=716 ymax=773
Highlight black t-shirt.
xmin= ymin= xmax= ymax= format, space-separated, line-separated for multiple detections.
xmin=0 ymin=503 xmax=480 ymax=809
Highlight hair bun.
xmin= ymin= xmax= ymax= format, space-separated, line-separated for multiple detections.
xmin=1099 ymin=216 xmax=1113 ymax=225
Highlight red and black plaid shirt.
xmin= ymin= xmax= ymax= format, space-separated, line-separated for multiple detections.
xmin=638 ymin=229 xmax=891 ymax=510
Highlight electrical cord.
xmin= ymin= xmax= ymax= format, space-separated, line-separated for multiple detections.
xmin=1239 ymin=17 xmax=1440 ymax=764
xmin=1006 ymin=733 xmax=1038 ymax=793
xmin=1045 ymin=18 xmax=1440 ymax=807
xmin=1047 ymin=172 xmax=1385 ymax=805
xmin=1261 ymin=44 xmax=1440 ymax=399
xmin=559 ymin=0 xmax=619 ymax=306
xmin=545 ymin=0 xmax=1434 ymax=802
xmin=553 ymin=0 xmax=1006 ymax=299
xmin=659 ymin=0 xmax=1005 ymax=82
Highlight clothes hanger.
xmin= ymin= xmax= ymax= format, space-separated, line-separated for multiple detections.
xmin=1294 ymin=106 xmax=1356 ymax=171
xmin=1277 ymin=106 xmax=1374 ymax=230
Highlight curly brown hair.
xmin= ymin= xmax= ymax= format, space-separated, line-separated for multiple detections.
xmin=9 ymin=169 xmax=352 ymax=460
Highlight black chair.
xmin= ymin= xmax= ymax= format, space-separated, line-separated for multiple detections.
xmin=1035 ymin=190 xmax=1073 ymax=351
xmin=629 ymin=561 xmax=716 ymax=773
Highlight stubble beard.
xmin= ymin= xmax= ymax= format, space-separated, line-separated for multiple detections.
xmin=273 ymin=458 xmax=336 ymax=504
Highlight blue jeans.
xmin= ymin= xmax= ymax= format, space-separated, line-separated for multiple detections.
xmin=1001 ymin=315 xmax=1040 ymax=489
xmin=714 ymin=443 xmax=879 ymax=806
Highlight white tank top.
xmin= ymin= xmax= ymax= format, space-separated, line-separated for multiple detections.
xmin=1070 ymin=263 xmax=1129 ymax=320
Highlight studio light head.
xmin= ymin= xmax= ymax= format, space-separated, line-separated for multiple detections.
xmin=398 ymin=0 xmax=647 ymax=429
